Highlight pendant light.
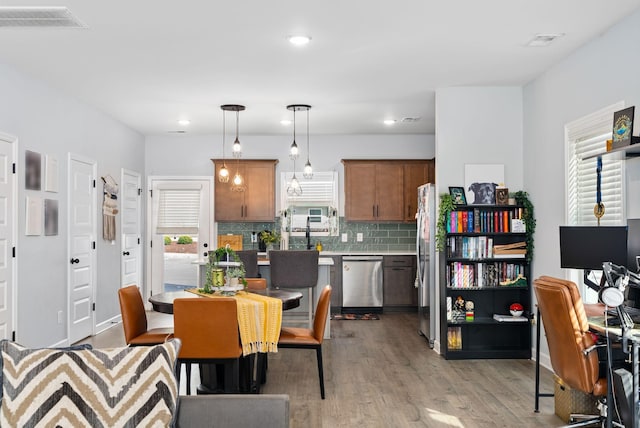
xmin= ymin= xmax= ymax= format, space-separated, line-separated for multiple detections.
xmin=218 ymin=106 xmax=229 ymax=183
xmin=303 ymin=105 xmax=313 ymax=179
xmin=221 ymin=104 xmax=246 ymax=192
xmin=289 ymin=106 xmax=299 ymax=159
xmin=286 ymin=104 xmax=310 ymax=196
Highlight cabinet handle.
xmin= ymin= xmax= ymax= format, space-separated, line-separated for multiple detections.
xmin=373 ymin=205 xmax=376 ymax=217
xmin=244 ymin=205 xmax=248 ymax=217
xmin=407 ymin=204 xmax=412 ymax=218
xmin=122 ymin=251 xmax=130 ymax=256
xmin=70 ymin=258 xmax=80 ymax=264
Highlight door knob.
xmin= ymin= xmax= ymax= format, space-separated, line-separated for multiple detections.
xmin=70 ymin=258 xmax=80 ymax=264
xmin=122 ymin=251 xmax=130 ymax=256
xmin=203 ymin=243 xmax=208 ymax=248
xmin=203 ymin=252 xmax=208 ymax=257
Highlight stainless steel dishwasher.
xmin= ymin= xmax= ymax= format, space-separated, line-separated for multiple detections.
xmin=342 ymin=255 xmax=383 ymax=312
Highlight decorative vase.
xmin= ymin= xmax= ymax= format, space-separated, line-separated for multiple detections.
xmin=229 ymin=277 xmax=239 ymax=287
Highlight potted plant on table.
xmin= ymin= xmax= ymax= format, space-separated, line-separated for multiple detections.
xmin=203 ymin=245 xmax=244 ymax=293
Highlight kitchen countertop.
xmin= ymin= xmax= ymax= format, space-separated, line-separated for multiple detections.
xmin=193 ymin=257 xmax=334 ymax=266
xmin=317 ymin=251 xmax=416 ymax=256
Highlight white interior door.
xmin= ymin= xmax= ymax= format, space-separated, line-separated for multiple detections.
xmin=121 ymin=169 xmax=142 ymax=290
xmin=68 ymin=154 xmax=97 ymax=344
xmin=147 ymin=177 xmax=212 ymax=298
xmin=0 ymin=134 xmax=16 ymax=340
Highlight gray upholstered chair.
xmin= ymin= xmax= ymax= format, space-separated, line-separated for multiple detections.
xmin=268 ymin=250 xmax=319 ymax=328
xmin=237 ymin=250 xmax=259 ymax=278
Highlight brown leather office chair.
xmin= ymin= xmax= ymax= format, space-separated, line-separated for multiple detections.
xmin=245 ymin=277 xmax=267 ymax=290
xmin=173 ymin=298 xmax=244 ymax=394
xmin=278 ymin=284 xmax=331 ymax=399
xmin=118 ymin=285 xmax=173 ymax=346
xmin=269 ymin=250 xmax=319 ymax=328
xmin=533 ymin=276 xmax=610 ymax=426
xmin=237 ymin=250 xmax=259 ymax=278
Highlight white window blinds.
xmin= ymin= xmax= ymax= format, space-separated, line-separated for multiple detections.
xmin=156 ymin=185 xmax=202 ymax=234
xmin=566 ymin=102 xmax=625 ymax=226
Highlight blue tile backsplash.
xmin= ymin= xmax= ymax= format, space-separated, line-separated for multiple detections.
xmin=217 ymin=218 xmax=417 ymax=252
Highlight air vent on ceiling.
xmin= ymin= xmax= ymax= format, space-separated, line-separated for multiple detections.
xmin=167 ymin=130 xmax=187 ymax=134
xmin=526 ymin=33 xmax=564 ymax=47
xmin=0 ymin=7 xmax=86 ymax=28
xmin=401 ymin=117 xmax=421 ymax=123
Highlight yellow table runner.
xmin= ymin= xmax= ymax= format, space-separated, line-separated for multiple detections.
xmin=186 ymin=289 xmax=282 ymax=356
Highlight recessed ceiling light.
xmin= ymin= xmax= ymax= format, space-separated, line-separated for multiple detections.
xmin=383 ymin=119 xmax=397 ymax=126
xmin=526 ymin=33 xmax=565 ymax=47
xmin=280 ymin=119 xmax=292 ymax=125
xmin=288 ymin=35 xmax=311 ymax=46
xmin=177 ymin=119 xmax=190 ymax=126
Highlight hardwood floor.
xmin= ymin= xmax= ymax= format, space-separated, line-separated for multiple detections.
xmin=83 ymin=312 xmax=563 ymax=427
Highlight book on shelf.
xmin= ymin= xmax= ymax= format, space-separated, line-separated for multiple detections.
xmin=493 ymin=314 xmax=528 ymax=322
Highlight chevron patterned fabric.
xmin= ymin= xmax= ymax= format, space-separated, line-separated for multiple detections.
xmin=1 ymin=339 xmax=180 ymax=427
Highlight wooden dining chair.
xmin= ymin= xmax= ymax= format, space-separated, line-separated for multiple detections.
xmin=245 ymin=277 xmax=267 ymax=290
xmin=173 ymin=298 xmax=244 ymax=394
xmin=118 ymin=285 xmax=173 ymax=346
xmin=278 ymin=284 xmax=332 ymax=399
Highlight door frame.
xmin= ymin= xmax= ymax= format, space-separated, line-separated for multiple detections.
xmin=145 ymin=176 xmax=214 ymax=306
xmin=120 ymin=168 xmax=142 ymax=291
xmin=67 ymin=152 xmax=98 ymax=342
xmin=0 ymin=131 xmax=18 ymax=341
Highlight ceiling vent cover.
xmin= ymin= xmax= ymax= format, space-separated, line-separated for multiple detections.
xmin=401 ymin=117 xmax=421 ymax=123
xmin=0 ymin=7 xmax=86 ymax=28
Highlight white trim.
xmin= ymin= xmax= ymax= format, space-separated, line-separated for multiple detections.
xmin=67 ymin=152 xmax=98 ymax=343
xmin=0 ymin=131 xmax=18 ymax=341
xmin=48 ymin=338 xmax=69 ymax=348
xmin=95 ymin=314 xmax=122 ymax=335
xmin=120 ymin=168 xmax=143 ymax=293
xmin=145 ymin=175 xmax=214 ymax=306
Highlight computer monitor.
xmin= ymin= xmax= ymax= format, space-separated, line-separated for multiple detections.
xmin=559 ymin=226 xmax=628 ymax=270
xmin=627 ymin=219 xmax=640 ymax=273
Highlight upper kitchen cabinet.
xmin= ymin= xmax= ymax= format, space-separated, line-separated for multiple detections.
xmin=342 ymin=159 xmax=435 ymax=222
xmin=343 ymin=160 xmax=404 ymax=221
xmin=212 ymin=159 xmax=278 ymax=222
xmin=403 ymin=160 xmax=435 ymax=222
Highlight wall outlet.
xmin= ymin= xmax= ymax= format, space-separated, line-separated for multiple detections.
xmin=57 ymin=310 xmax=63 ymax=324
xmin=357 ymin=233 xmax=364 ymax=242
xmin=251 ymin=232 xmax=257 ymax=243
xmin=341 ymin=233 xmax=348 ymax=243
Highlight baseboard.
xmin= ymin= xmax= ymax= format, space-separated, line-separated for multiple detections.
xmin=95 ymin=314 xmax=122 ymax=335
xmin=49 ymin=338 xmax=69 ymax=348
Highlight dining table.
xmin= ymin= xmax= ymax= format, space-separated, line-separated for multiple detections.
xmin=149 ymin=288 xmax=303 ymax=394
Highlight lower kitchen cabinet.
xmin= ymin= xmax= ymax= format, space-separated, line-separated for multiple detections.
xmin=383 ymin=255 xmax=417 ymax=310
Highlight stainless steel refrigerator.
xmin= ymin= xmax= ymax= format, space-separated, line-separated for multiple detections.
xmin=417 ymin=183 xmax=436 ymax=348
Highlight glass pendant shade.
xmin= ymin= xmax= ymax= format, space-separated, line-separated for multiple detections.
xmin=303 ymin=159 xmax=313 ymax=179
xmin=218 ymin=163 xmax=230 ymax=183
xmin=289 ymin=140 xmax=299 ymax=159
xmin=232 ymin=138 xmax=242 ymax=157
xmin=287 ymin=172 xmax=302 ymax=196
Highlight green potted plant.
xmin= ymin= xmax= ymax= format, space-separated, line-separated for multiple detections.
xmin=226 ymin=266 xmax=247 ymax=288
xmin=514 ymin=190 xmax=536 ymax=261
xmin=260 ymin=230 xmax=281 ymax=251
xmin=436 ymin=193 xmax=455 ymax=252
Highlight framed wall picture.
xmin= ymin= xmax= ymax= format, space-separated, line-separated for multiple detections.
xmin=25 ymin=150 xmax=42 ymax=191
xmin=44 ymin=199 xmax=58 ymax=236
xmin=612 ymin=106 xmax=635 ymax=149
xmin=464 ymin=164 xmax=504 ymax=205
xmin=25 ymin=196 xmax=42 ymax=236
xmin=449 ymin=187 xmax=467 ymax=205
xmin=45 ymin=155 xmax=59 ymax=193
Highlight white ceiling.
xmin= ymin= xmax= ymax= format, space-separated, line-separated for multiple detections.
xmin=0 ymin=0 xmax=639 ymax=136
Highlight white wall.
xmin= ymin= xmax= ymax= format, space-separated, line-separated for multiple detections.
xmin=145 ymin=134 xmax=435 ymax=214
xmin=0 ymin=62 xmax=144 ymax=347
xmin=523 ymin=9 xmax=640 ymax=367
xmin=434 ymin=86 xmax=524 ymax=351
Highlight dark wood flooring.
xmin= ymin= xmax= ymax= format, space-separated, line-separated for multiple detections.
xmin=83 ymin=311 xmax=562 ymax=427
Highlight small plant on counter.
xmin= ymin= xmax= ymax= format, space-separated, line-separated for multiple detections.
xmin=436 ymin=193 xmax=455 ymax=252
xmin=260 ymin=230 xmax=281 ymax=245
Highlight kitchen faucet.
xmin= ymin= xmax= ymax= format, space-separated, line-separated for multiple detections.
xmin=306 ymin=216 xmax=312 ymax=250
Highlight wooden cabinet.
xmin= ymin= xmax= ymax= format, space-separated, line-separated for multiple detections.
xmin=383 ymin=255 xmax=417 ymax=308
xmin=440 ymin=205 xmax=532 ymax=360
xmin=212 ymin=159 xmax=278 ymax=222
xmin=403 ymin=160 xmax=435 ymax=222
xmin=343 ymin=159 xmax=434 ymax=222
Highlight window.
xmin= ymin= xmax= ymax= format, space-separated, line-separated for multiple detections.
xmin=566 ymin=102 xmax=625 ymax=226
xmin=156 ymin=185 xmax=202 ymax=234
xmin=565 ymin=102 xmax=626 ymax=300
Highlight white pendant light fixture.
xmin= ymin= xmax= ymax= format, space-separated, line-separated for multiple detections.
xmin=302 ymin=105 xmax=313 ymax=179
xmin=288 ymin=105 xmax=299 ymax=160
xmin=218 ymin=106 xmax=229 ymax=183
xmin=221 ymin=104 xmax=246 ymax=192
xmin=287 ymin=158 xmax=302 ymax=196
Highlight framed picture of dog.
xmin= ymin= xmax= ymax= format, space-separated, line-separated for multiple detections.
xmin=449 ymin=187 xmax=467 ymax=205
xmin=464 ymin=164 xmax=505 ymax=205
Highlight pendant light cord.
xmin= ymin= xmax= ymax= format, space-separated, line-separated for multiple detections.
xmin=306 ymin=108 xmax=310 ymax=162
